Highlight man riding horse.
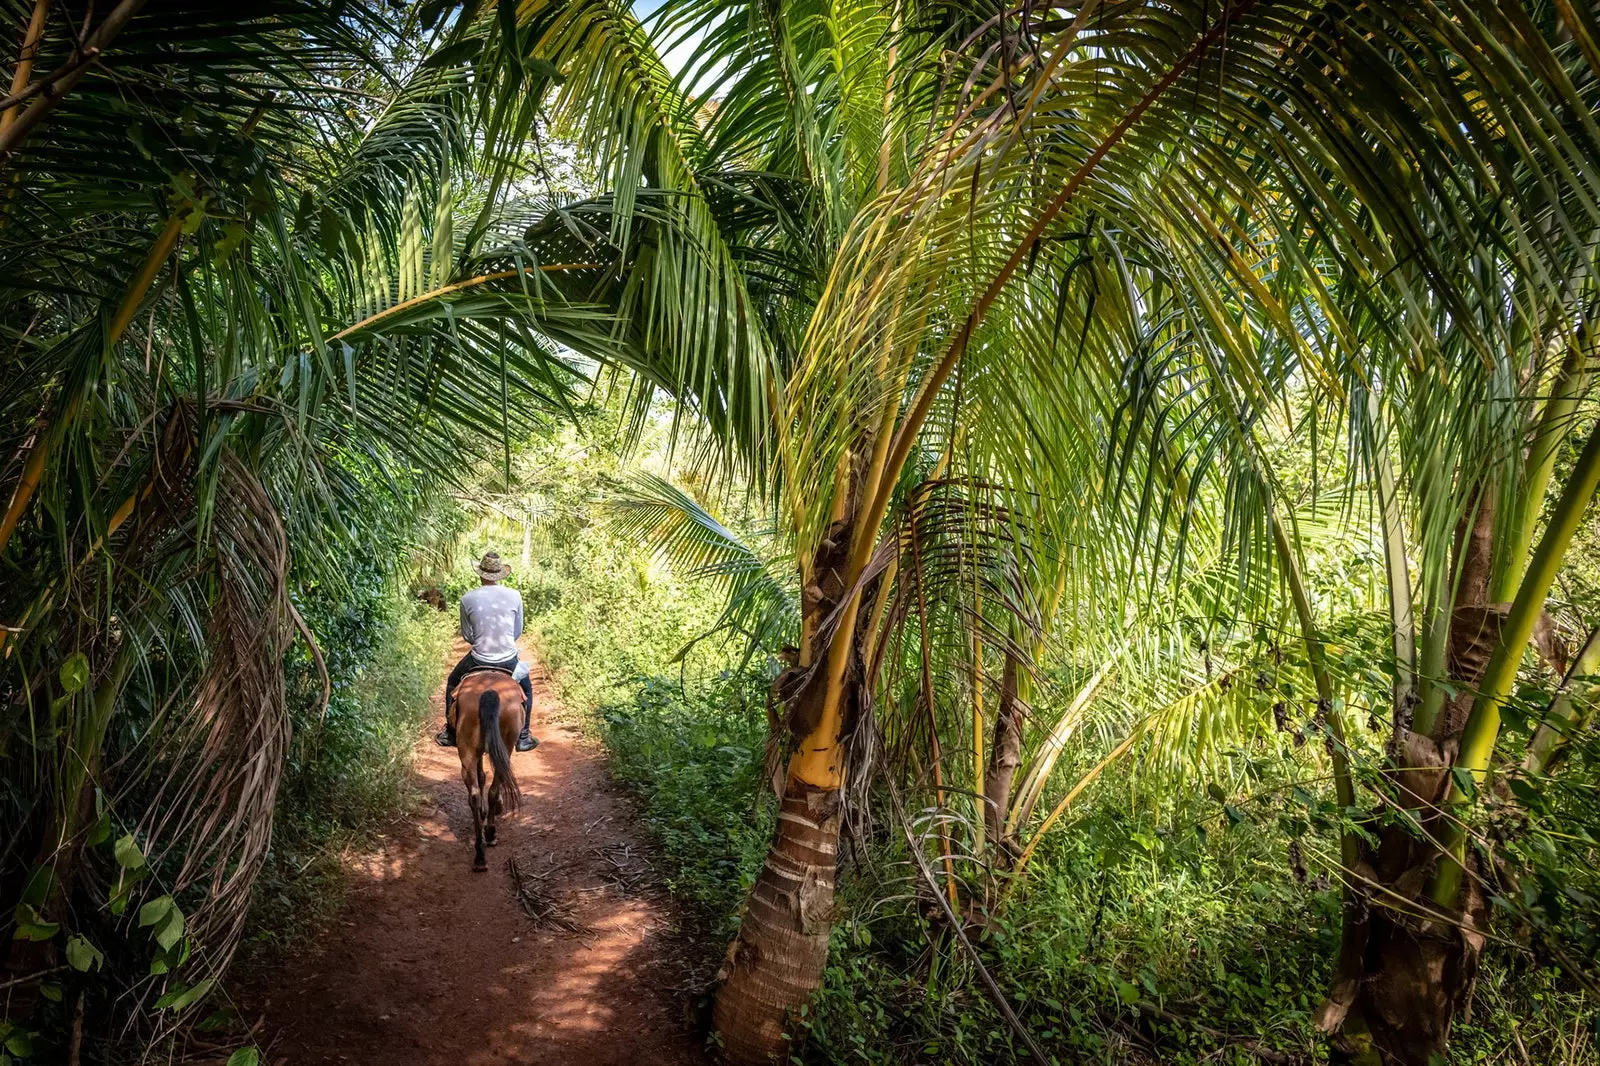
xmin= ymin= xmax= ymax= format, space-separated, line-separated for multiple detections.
xmin=436 ymin=551 xmax=539 ymax=752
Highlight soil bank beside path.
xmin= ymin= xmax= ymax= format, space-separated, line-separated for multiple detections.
xmin=245 ymin=636 xmax=709 ymax=1065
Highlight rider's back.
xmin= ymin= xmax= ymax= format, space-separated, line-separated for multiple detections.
xmin=460 ymin=583 xmax=523 ymax=662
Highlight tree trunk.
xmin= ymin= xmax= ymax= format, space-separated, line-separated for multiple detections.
xmin=983 ymin=651 xmax=1023 ymax=850
xmin=711 ymin=778 xmax=842 ymax=1063
xmin=1321 ymin=500 xmax=1499 ymax=1066
xmin=714 ymin=472 xmax=863 ymax=1062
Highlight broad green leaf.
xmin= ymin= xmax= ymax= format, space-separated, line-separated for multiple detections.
xmin=1507 ymin=777 xmax=1541 ymax=808
xmin=59 ymin=652 xmax=89 ymax=694
xmin=155 ymin=977 xmax=214 ymax=1011
xmin=85 ymin=809 xmax=112 ymax=847
xmin=1448 ymin=766 xmax=1479 ymax=800
xmin=140 ymin=895 xmax=175 ymax=928
xmin=66 ymin=934 xmax=104 ymax=972
xmin=20 ymin=866 xmax=58 ymax=908
xmin=525 ymin=58 xmax=564 ymax=83
xmin=227 ymin=1049 xmax=261 ymax=1066
xmin=155 ymin=909 xmax=187 ymax=952
xmin=114 ymin=833 xmax=146 ymax=869
xmin=109 ymin=867 xmax=146 ymax=916
xmin=421 ymin=38 xmax=483 ymax=68
xmin=197 ymin=1008 xmax=236 ymax=1033
xmin=13 ymin=917 xmax=59 ymax=942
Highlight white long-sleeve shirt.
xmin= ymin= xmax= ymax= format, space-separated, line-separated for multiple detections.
xmin=459 ymin=584 xmax=523 ymax=664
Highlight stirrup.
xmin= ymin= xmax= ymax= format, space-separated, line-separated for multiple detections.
xmin=516 ymin=731 xmax=539 ymax=752
xmin=435 ymin=726 xmax=456 ymax=747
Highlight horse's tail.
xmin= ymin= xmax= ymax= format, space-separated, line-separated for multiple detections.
xmin=478 ymin=688 xmax=521 ymax=812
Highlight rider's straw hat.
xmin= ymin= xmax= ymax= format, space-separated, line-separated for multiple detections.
xmin=475 ymin=551 xmax=511 ymax=582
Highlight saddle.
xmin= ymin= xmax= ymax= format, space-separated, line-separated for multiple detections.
xmin=448 ymin=661 xmax=522 ymax=714
xmin=464 ymin=661 xmax=518 ymax=679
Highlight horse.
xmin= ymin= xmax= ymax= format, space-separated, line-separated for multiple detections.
xmin=449 ymin=671 xmax=524 ymax=870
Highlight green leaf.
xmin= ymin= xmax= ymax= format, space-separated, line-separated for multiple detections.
xmin=155 ymin=909 xmax=186 ymax=952
xmin=109 ymin=867 xmax=146 ymax=916
xmin=66 ymin=934 xmax=104 ymax=972
xmin=151 ymin=936 xmax=191 ymax=975
xmin=1448 ymin=766 xmax=1479 ymax=800
xmin=197 ymin=1008 xmax=236 ymax=1033
xmin=39 ymin=983 xmax=63 ymax=1002
xmin=13 ymin=917 xmax=60 ymax=941
xmin=1223 ymin=804 xmax=1246 ymax=828
xmin=4 ymin=1029 xmax=32 ymax=1057
xmin=525 ymin=58 xmax=564 ymax=83
xmin=418 ymin=0 xmax=458 ymax=30
xmin=140 ymin=895 xmax=175 ymax=928
xmin=155 ymin=977 xmax=214 ymax=1011
xmin=1116 ymin=980 xmax=1139 ymax=1005
xmin=59 ymin=652 xmax=89 ymax=694
xmin=1205 ymin=781 xmax=1227 ymax=803
xmin=421 ymin=38 xmax=483 ymax=68
xmin=227 ymin=1049 xmax=260 ymax=1066
xmin=20 ymin=865 xmax=58 ymax=908
xmin=497 ymin=0 xmax=522 ymax=77
xmin=85 ymin=808 xmax=112 ymax=847
xmin=1507 ymin=777 xmax=1541 ymax=807
xmin=114 ymin=833 xmax=146 ymax=869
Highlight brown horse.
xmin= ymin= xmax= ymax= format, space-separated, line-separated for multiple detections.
xmin=450 ymin=671 xmax=523 ymax=870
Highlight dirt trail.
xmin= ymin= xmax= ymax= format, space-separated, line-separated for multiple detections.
xmin=249 ymin=636 xmax=708 ymax=1065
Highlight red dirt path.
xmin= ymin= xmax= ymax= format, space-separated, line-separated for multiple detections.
xmin=245 ymin=637 xmax=708 ymax=1065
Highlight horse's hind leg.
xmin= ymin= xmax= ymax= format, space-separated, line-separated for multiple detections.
xmin=485 ymin=772 xmax=499 ymax=846
xmin=464 ymin=758 xmax=488 ymax=871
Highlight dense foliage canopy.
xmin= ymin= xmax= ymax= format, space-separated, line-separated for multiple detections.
xmin=2 ymin=1 xmax=1598 ymax=1063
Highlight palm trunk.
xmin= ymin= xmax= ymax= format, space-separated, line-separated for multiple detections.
xmin=714 ymin=467 xmax=862 ymax=1063
xmin=1321 ymin=403 xmax=1600 ymax=1066
xmin=1321 ymin=609 xmax=1497 ymax=1064
xmin=1319 ymin=496 xmax=1498 ymax=1066
xmin=983 ymin=650 xmax=1023 ymax=849
xmin=711 ymin=775 xmax=842 ymax=1063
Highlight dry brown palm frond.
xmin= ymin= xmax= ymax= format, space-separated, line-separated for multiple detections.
xmin=124 ymin=454 xmax=293 ymax=1030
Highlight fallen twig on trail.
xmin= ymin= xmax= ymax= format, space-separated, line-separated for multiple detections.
xmin=507 ymin=855 xmax=583 ymax=933
xmin=592 ymin=842 xmax=652 ymax=894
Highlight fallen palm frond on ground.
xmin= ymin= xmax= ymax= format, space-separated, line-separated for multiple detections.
xmin=506 ymin=855 xmax=583 ymax=934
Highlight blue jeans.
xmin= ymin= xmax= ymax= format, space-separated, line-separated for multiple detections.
xmin=447 ymin=652 xmax=532 ymax=733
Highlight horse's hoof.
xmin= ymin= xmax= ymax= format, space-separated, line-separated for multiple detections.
xmin=473 ymin=860 xmax=489 ymax=872
xmin=484 ymin=829 xmax=498 ymax=846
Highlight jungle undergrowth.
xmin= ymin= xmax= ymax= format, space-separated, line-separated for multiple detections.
xmin=236 ymin=588 xmax=451 ymax=975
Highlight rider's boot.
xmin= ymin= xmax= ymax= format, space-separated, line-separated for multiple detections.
xmin=516 ymin=696 xmax=538 ymax=751
xmin=436 ymin=701 xmax=456 ymax=747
